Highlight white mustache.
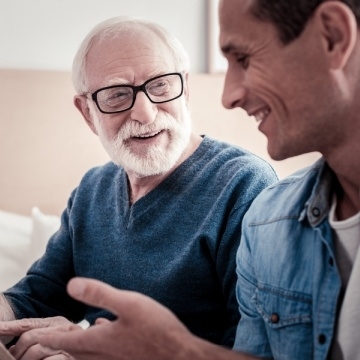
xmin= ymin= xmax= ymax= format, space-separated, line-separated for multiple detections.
xmin=116 ymin=112 xmax=176 ymax=142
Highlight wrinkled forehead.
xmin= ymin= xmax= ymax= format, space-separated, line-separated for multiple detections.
xmin=88 ymin=26 xmax=173 ymax=62
xmin=85 ymin=27 xmax=176 ymax=85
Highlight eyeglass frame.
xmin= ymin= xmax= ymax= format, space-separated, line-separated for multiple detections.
xmin=88 ymin=72 xmax=184 ymax=114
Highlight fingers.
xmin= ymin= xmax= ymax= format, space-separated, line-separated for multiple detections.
xmin=0 ymin=317 xmax=67 ymax=337
xmin=67 ymin=278 xmax=150 ymax=320
xmin=67 ymin=278 xmax=122 ymax=310
xmin=94 ymin=317 xmax=111 ymax=325
xmin=43 ymin=355 xmax=75 ymax=360
xmin=40 ymin=279 xmax=194 ymax=360
xmin=10 ymin=342 xmax=73 ymax=360
xmin=10 ymin=325 xmax=78 ymax=360
xmin=40 ymin=355 xmax=73 ymax=360
xmin=68 ymin=277 xmax=184 ymax=328
xmin=39 ymin=326 xmax=95 ymax=356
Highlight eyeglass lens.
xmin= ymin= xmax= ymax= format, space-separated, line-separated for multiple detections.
xmin=95 ymin=73 xmax=182 ymax=113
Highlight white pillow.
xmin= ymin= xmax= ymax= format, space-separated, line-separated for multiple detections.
xmin=30 ymin=207 xmax=61 ymax=264
xmin=0 ymin=210 xmax=32 ymax=291
xmin=0 ymin=208 xmax=61 ymax=292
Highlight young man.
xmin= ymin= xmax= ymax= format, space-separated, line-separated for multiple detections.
xmin=35 ymin=0 xmax=360 ymax=359
xmin=0 ymin=15 xmax=277 ymax=358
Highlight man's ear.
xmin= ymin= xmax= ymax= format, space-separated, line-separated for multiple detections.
xmin=183 ymin=73 xmax=190 ymax=103
xmin=315 ymin=1 xmax=357 ymax=69
xmin=74 ymin=95 xmax=98 ymax=135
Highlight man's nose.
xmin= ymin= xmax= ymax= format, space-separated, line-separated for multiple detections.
xmin=221 ymin=70 xmax=247 ymax=110
xmin=129 ymin=91 xmax=157 ymax=124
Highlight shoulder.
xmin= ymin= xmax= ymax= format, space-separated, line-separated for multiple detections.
xmin=244 ymin=162 xmax=321 ymax=223
xmin=192 ymin=136 xmax=278 ymax=207
xmin=201 ymin=136 xmax=278 ymax=179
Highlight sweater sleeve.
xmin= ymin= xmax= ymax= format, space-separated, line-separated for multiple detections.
xmin=215 ymin=162 xmax=278 ymax=346
xmin=3 ymin=193 xmax=86 ymax=322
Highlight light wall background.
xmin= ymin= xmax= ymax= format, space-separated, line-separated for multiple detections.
xmin=0 ymin=1 xmax=320 ymax=216
xmin=0 ymin=0 xmax=207 ymax=72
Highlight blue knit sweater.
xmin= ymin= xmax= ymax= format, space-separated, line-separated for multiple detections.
xmin=5 ymin=136 xmax=277 ymax=346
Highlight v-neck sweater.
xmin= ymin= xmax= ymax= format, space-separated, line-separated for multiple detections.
xmin=5 ymin=136 xmax=277 ymax=346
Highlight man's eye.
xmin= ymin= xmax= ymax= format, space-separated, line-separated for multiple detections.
xmin=108 ymin=90 xmax=131 ymax=101
xmin=237 ymin=55 xmax=249 ymax=68
xmin=149 ymin=80 xmax=167 ymax=90
xmin=148 ymin=81 xmax=169 ymax=95
xmin=152 ymin=80 xmax=166 ymax=88
xmin=113 ymin=90 xmax=129 ymax=98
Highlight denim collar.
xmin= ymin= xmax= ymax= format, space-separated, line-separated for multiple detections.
xmin=299 ymin=157 xmax=335 ymax=227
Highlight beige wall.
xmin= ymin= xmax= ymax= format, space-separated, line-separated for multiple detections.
xmin=0 ymin=69 xmax=320 ymax=216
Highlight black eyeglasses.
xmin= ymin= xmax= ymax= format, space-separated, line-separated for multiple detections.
xmin=90 ymin=72 xmax=184 ymax=114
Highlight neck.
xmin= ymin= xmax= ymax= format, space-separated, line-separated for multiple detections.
xmin=324 ymin=137 xmax=360 ymax=220
xmin=333 ymin=176 xmax=360 ymax=220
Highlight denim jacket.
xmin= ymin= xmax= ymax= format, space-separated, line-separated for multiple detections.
xmin=233 ymin=158 xmax=342 ymax=360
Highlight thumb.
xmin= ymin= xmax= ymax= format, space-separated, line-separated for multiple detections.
xmin=67 ymin=277 xmax=133 ymax=319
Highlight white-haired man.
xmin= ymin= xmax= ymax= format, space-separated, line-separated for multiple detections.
xmin=0 ymin=16 xmax=276 ymax=359
xmin=15 ymin=0 xmax=360 ymax=359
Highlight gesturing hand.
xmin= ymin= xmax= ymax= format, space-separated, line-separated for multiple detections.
xmin=39 ymin=277 xmax=196 ymax=360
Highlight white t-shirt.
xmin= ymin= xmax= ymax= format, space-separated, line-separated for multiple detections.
xmin=329 ymin=195 xmax=360 ymax=360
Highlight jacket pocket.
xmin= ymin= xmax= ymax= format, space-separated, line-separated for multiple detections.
xmin=254 ymin=285 xmax=312 ymax=327
xmin=252 ymin=285 xmax=313 ymax=360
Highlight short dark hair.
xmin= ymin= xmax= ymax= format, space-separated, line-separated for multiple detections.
xmin=251 ymin=0 xmax=360 ymax=44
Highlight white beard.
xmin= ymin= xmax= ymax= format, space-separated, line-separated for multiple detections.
xmin=95 ymin=101 xmax=192 ymax=177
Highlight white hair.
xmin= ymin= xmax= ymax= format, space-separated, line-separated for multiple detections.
xmin=72 ymin=16 xmax=191 ymax=94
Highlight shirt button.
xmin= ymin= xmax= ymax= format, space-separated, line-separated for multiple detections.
xmin=270 ymin=313 xmax=280 ymax=324
xmin=312 ymin=207 xmax=321 ymax=217
xmin=318 ymin=334 xmax=326 ymax=344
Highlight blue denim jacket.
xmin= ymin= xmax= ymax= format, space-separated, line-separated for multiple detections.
xmin=233 ymin=158 xmax=342 ymax=360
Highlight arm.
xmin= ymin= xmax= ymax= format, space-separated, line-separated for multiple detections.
xmin=0 ymin=294 xmax=16 ymax=344
xmin=3 ymin=198 xmax=85 ymax=322
xmin=232 ymin=215 xmax=273 ymax=358
xmin=40 ymin=278 xmax=261 ymax=360
xmin=0 ymin=295 xmax=15 ymax=322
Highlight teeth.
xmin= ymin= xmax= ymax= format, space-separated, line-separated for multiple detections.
xmin=254 ymin=109 xmax=270 ymax=123
xmin=136 ymin=130 xmax=162 ymax=138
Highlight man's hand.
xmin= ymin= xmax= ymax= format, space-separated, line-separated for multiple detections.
xmin=38 ymin=278 xmax=193 ymax=360
xmin=0 ymin=316 xmax=77 ymax=359
xmin=39 ymin=277 xmax=259 ymax=360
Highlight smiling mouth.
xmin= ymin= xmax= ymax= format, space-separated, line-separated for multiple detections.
xmin=132 ymin=130 xmax=164 ymax=139
xmin=254 ymin=108 xmax=270 ymax=123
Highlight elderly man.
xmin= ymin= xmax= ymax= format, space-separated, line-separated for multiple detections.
xmin=0 ymin=15 xmax=277 ymax=359
xmin=15 ymin=0 xmax=360 ymax=359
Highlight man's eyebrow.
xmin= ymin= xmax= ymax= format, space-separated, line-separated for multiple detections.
xmin=105 ymin=78 xmax=128 ymax=86
xmin=104 ymin=72 xmax=167 ymax=87
xmin=221 ymin=43 xmax=245 ymax=55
